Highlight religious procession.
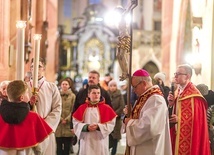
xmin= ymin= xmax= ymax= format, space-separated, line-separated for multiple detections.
xmin=1 ymin=0 xmax=214 ymax=155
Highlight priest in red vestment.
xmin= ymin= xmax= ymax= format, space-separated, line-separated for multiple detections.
xmin=168 ymin=64 xmax=210 ymax=155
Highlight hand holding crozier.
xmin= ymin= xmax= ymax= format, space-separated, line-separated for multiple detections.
xmin=167 ymin=93 xmax=175 ymax=107
xmin=123 ymin=105 xmax=128 ymax=115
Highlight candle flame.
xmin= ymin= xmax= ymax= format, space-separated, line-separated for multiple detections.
xmin=33 ymin=34 xmax=42 ymax=40
xmin=16 ymin=21 xmax=26 ymax=29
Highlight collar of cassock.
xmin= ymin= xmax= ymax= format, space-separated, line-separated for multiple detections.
xmin=61 ymin=94 xmax=69 ymax=97
xmin=88 ymin=101 xmax=99 ymax=107
xmin=72 ymin=99 xmax=117 ymax=123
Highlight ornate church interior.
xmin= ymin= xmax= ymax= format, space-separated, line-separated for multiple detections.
xmin=0 ymin=0 xmax=214 ymax=89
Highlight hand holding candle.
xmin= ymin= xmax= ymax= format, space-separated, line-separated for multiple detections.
xmin=30 ymin=95 xmax=38 ymax=105
xmin=32 ymin=34 xmax=42 ymax=94
xmin=32 ymin=34 xmax=42 ymax=112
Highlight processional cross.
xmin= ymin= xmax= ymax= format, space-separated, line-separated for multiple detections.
xmin=117 ymin=0 xmax=138 ymax=155
xmin=116 ymin=0 xmax=138 ymax=154
xmin=117 ymin=0 xmax=138 ymax=115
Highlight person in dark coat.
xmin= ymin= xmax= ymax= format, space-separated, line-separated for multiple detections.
xmin=196 ymin=84 xmax=214 ymax=107
xmin=108 ymin=80 xmax=125 ymax=155
xmin=154 ymin=72 xmax=170 ymax=105
xmin=72 ymin=70 xmax=112 ymax=114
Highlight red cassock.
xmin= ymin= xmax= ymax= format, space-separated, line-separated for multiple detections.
xmin=0 ymin=112 xmax=52 ymax=149
xmin=170 ymin=82 xmax=210 ymax=155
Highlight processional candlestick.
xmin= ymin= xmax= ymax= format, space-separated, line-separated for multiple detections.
xmin=32 ymin=34 xmax=42 ymax=112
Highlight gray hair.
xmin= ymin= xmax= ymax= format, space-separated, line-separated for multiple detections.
xmin=0 ymin=80 xmax=10 ymax=90
xmin=135 ymin=76 xmax=152 ymax=83
xmin=178 ymin=64 xmax=193 ymax=77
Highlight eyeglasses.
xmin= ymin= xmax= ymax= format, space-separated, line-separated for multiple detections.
xmin=174 ymin=72 xmax=187 ymax=76
xmin=132 ymin=80 xmax=142 ymax=89
xmin=30 ymin=65 xmax=43 ymax=69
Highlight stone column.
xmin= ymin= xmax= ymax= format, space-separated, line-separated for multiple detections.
xmin=0 ymin=0 xmax=10 ymax=80
xmin=211 ymin=2 xmax=214 ymax=89
xmin=162 ymin=0 xmax=174 ymax=83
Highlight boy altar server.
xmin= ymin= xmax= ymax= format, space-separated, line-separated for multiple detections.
xmin=73 ymin=85 xmax=117 ymax=155
xmin=0 ymin=80 xmax=52 ymax=155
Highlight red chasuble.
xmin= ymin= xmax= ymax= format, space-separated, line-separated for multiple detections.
xmin=73 ymin=100 xmax=117 ymax=123
xmin=0 ymin=112 xmax=53 ymax=149
xmin=172 ymin=82 xmax=210 ymax=155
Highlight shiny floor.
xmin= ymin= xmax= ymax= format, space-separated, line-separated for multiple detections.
xmin=70 ymin=134 xmax=126 ymax=155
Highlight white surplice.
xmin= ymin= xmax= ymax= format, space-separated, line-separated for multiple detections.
xmin=28 ymin=77 xmax=62 ymax=155
xmin=73 ymin=107 xmax=116 ymax=155
xmin=123 ymin=86 xmax=172 ymax=155
xmin=0 ymin=136 xmax=50 ymax=155
xmin=0 ymin=148 xmax=33 ymax=155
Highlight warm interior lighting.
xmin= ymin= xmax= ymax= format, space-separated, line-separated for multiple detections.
xmin=191 ymin=0 xmax=205 ymax=17
xmin=33 ymin=34 xmax=42 ymax=40
xmin=88 ymin=61 xmax=101 ymax=70
xmin=16 ymin=21 xmax=26 ymax=29
xmin=104 ymin=9 xmax=131 ymax=27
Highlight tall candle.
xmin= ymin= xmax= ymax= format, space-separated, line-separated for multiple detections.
xmin=43 ymin=0 xmax=47 ymax=21
xmin=32 ymin=34 xmax=42 ymax=91
xmin=16 ymin=21 xmax=26 ymax=80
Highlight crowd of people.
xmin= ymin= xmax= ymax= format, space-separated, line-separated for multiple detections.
xmin=0 ymin=59 xmax=214 ymax=155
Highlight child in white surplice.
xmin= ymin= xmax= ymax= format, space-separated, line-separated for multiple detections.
xmin=72 ymin=85 xmax=117 ymax=155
